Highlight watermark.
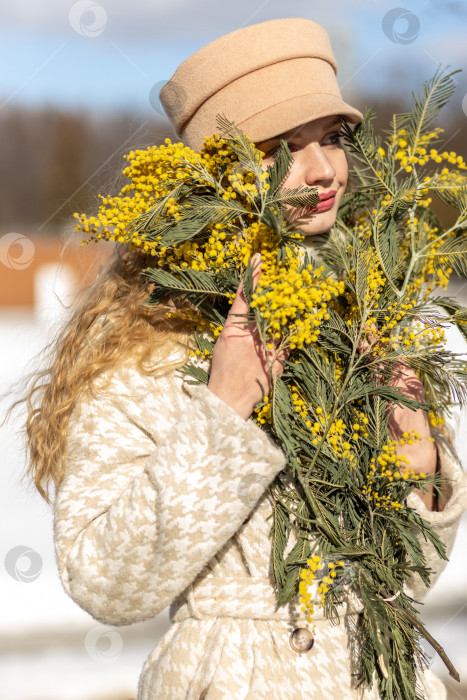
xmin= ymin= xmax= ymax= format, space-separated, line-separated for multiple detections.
xmin=382 ymin=8 xmax=420 ymax=45
xmin=0 ymin=232 xmax=35 ymax=270
xmin=228 ymin=161 xmax=261 ymax=197
xmin=4 ymin=546 xmax=43 ymax=582
xmin=462 ymin=94 xmax=467 ymax=118
xmin=315 ymin=555 xmax=355 ymax=587
xmin=83 ymin=315 xmax=117 ymax=351
xmin=69 ymin=1 xmax=107 ymax=38
xmin=229 ymin=161 xmax=248 ymax=191
xmin=149 ymin=80 xmax=187 ymax=117
xmin=237 ymin=472 xmax=270 ymax=506
xmin=418 ymin=634 xmax=436 ymax=668
xmin=84 ymin=625 xmax=123 ymax=663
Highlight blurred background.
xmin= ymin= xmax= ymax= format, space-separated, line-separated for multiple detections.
xmin=1 ymin=1 xmax=466 ymax=698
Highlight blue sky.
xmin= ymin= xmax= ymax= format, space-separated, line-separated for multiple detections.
xmin=1 ymin=0 xmax=466 ymax=119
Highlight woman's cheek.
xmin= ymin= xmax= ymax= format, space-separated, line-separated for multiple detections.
xmin=338 ymin=152 xmax=349 ymax=188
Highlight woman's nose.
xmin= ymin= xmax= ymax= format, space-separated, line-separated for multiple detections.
xmin=302 ymin=143 xmax=335 ymax=185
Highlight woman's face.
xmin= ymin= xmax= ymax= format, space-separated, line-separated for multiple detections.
xmin=257 ymin=114 xmax=348 ymax=236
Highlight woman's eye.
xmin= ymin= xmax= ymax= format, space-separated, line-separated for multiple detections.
xmin=325 ymin=131 xmax=344 ymax=146
xmin=267 ymin=142 xmax=298 ymax=157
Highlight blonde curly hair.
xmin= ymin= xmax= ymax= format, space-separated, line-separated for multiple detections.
xmin=18 ymin=244 xmax=192 ymax=505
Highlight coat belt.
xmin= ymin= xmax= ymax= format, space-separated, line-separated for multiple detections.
xmin=169 ymin=576 xmax=365 ymax=623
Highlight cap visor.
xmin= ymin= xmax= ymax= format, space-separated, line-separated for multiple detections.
xmin=237 ymin=93 xmax=363 ymax=145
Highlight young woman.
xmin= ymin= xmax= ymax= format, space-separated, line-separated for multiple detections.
xmin=25 ymin=17 xmax=466 ymax=700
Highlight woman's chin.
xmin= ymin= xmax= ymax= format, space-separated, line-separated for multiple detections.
xmin=293 ymin=219 xmax=335 ymax=237
xmin=288 ymin=208 xmax=338 ymax=238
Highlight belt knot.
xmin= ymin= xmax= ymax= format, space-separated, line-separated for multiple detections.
xmin=170 ymin=575 xmax=364 ymax=623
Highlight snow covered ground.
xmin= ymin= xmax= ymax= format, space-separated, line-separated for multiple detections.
xmin=0 ymin=306 xmax=171 ymax=699
xmin=1 ymin=275 xmax=466 ymax=699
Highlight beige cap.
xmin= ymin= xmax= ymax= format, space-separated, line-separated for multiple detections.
xmin=160 ymin=17 xmax=363 ymax=151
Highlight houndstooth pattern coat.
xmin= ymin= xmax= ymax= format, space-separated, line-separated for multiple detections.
xmin=54 ymin=342 xmax=467 ymax=700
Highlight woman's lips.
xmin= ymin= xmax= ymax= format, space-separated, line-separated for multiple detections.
xmin=305 ymin=190 xmax=337 ymax=212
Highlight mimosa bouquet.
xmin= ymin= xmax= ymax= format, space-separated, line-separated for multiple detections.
xmin=76 ymin=67 xmax=467 ymax=700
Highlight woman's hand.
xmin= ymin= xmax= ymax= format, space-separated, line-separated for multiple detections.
xmin=207 ymin=253 xmax=289 ymax=420
xmin=358 ymin=332 xmax=438 ymax=510
xmin=386 ymin=362 xmax=437 ymax=481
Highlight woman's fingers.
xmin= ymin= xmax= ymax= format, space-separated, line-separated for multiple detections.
xmin=273 ymin=346 xmax=291 ymax=374
xmin=388 ymin=362 xmax=425 ymax=402
xmin=251 ymin=252 xmax=262 ymax=290
xmin=357 ymin=322 xmax=379 ymax=356
xmin=207 ymin=252 xmax=290 ymax=418
xmin=224 ymin=253 xmax=262 ymax=330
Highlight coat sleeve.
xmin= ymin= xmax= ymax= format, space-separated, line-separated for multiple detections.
xmin=403 ymin=434 xmax=467 ymax=601
xmin=402 ymin=313 xmax=467 ymax=600
xmin=53 ymin=366 xmax=287 ymax=626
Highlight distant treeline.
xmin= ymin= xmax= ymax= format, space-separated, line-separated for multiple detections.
xmin=0 ymin=100 xmax=465 ymax=232
xmin=0 ymin=107 xmax=170 ymax=231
